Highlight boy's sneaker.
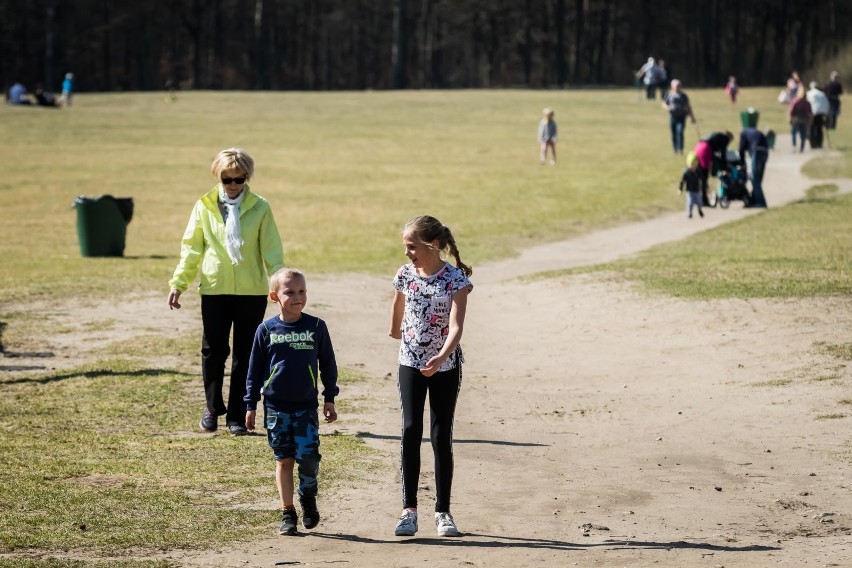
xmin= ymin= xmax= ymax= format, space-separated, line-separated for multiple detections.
xmin=199 ymin=408 xmax=217 ymax=432
xmin=394 ymin=509 xmax=418 ymax=536
xmin=300 ymin=495 xmax=320 ymax=529
xmin=279 ymin=508 xmax=298 ymax=536
xmin=435 ymin=512 xmax=460 ymax=537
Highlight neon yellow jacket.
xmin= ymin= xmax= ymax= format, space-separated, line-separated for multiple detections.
xmin=169 ymin=186 xmax=284 ymax=296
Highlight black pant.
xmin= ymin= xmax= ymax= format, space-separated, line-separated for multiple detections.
xmin=201 ymin=294 xmax=268 ymax=424
xmin=397 ymin=364 xmax=461 ymax=512
xmin=810 ymin=115 xmax=825 ymax=148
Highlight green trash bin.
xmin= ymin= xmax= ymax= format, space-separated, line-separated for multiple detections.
xmin=740 ymin=108 xmax=759 ymax=128
xmin=73 ymin=195 xmax=134 ymax=257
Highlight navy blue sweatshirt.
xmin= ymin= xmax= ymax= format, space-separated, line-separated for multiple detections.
xmin=244 ymin=313 xmax=339 ymax=412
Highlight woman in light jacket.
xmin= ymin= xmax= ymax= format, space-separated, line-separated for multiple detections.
xmin=169 ymin=148 xmax=284 ymax=435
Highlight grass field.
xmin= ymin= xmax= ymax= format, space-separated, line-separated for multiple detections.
xmin=0 ymin=86 xmax=816 ymax=302
xmin=0 ymin=87 xmax=849 ymax=565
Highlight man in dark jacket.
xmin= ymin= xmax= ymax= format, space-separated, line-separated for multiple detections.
xmin=738 ymin=128 xmax=774 ymax=208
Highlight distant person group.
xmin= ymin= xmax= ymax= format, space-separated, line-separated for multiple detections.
xmin=656 ymin=66 xmax=843 ymax=216
xmin=5 ymin=73 xmax=74 ymax=108
xmin=635 ymin=56 xmax=671 ymax=100
xmin=779 ymin=69 xmax=842 ymax=152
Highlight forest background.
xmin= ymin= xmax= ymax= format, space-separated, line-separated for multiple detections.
xmin=2 ymin=0 xmax=851 ymax=95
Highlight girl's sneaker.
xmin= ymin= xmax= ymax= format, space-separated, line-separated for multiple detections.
xmin=394 ymin=509 xmax=418 ymax=536
xmin=435 ymin=512 xmax=460 ymax=537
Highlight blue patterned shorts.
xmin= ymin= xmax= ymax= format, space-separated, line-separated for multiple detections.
xmin=265 ymin=408 xmax=321 ymax=463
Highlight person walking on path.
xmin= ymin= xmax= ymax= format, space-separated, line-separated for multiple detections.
xmin=389 ymin=215 xmax=473 ymax=539
xmin=538 ymin=108 xmax=557 ymax=165
xmin=168 ymin=147 xmax=285 ymax=436
xmin=788 ymin=91 xmax=813 ymax=153
xmin=679 ymin=153 xmax=705 ymax=219
xmin=824 ymin=71 xmax=843 ymax=130
xmin=661 ymin=79 xmax=696 ymax=155
xmin=806 ymin=81 xmax=830 ymax=148
xmin=244 ymin=267 xmax=339 ymax=536
xmin=738 ymin=127 xmax=774 ymax=208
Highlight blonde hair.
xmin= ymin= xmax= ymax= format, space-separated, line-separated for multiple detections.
xmin=210 ymin=147 xmax=255 ymax=180
xmin=542 ymin=108 xmax=554 ymax=117
xmin=403 ymin=215 xmax=473 ymax=276
xmin=269 ymin=267 xmax=305 ymax=291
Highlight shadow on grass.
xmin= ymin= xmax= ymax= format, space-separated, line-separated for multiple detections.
xmin=121 ymin=255 xmax=173 ymax=260
xmin=307 ymin=531 xmax=780 ymax=553
xmin=355 ymin=431 xmax=548 ymax=447
xmin=1 ymin=367 xmax=195 ymax=385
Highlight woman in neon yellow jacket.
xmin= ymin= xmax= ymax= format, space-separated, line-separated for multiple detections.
xmin=168 ymin=148 xmax=284 ymax=436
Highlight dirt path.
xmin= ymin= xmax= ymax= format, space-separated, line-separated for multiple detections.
xmin=174 ymin=145 xmax=852 ymax=567
xmin=5 ymin=145 xmax=852 ymax=567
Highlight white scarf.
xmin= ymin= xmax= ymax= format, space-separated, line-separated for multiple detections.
xmin=219 ymin=185 xmax=246 ymax=265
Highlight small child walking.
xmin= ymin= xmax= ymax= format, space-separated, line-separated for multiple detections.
xmin=389 ymin=215 xmax=473 ymax=538
xmin=538 ymin=108 xmax=558 ymax=165
xmin=725 ymin=76 xmax=739 ymax=104
xmin=680 ymin=152 xmax=705 ymax=219
xmin=245 ymin=267 xmax=339 ymax=536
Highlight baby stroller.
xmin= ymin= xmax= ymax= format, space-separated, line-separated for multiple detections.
xmin=712 ymin=150 xmax=751 ymax=208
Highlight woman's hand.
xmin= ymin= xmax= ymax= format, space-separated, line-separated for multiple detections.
xmin=168 ymin=289 xmax=182 ymax=310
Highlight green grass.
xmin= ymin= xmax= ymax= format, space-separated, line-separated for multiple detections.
xmin=817 ymin=342 xmax=852 ymax=361
xmin=0 ymin=361 xmax=377 ymax=555
xmin=539 ymin=191 xmax=852 ymax=299
xmin=0 ymin=87 xmax=793 ymax=303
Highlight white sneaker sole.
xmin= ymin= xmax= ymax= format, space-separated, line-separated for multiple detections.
xmin=395 ymin=527 xmax=417 ymax=536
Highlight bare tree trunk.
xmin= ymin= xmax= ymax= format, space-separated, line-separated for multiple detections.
xmin=522 ymin=0 xmax=532 ymax=86
xmin=594 ymin=0 xmax=611 ymax=83
xmin=555 ymin=0 xmax=566 ymax=86
xmin=392 ymin=0 xmax=407 ymax=88
xmin=102 ymin=0 xmax=112 ymax=91
xmin=572 ymin=0 xmax=583 ymax=83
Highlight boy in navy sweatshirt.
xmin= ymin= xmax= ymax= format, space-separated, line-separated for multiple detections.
xmin=245 ymin=267 xmax=339 ymax=536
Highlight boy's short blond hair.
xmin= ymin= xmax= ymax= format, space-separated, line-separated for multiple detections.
xmin=269 ymin=267 xmax=304 ymax=291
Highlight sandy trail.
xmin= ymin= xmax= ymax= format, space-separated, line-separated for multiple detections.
xmin=178 ymin=145 xmax=851 ymax=567
xmin=3 ymin=144 xmax=851 ymax=567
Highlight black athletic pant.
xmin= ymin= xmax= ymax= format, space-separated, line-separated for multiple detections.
xmin=398 ymin=364 xmax=461 ymax=512
xmin=200 ymin=294 xmax=268 ymax=425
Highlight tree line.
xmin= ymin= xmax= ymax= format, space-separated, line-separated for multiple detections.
xmin=2 ymin=0 xmax=849 ymax=94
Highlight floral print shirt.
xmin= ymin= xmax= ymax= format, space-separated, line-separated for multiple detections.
xmin=393 ymin=262 xmax=473 ymax=371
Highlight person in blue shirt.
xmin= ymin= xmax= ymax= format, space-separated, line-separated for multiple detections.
xmin=538 ymin=108 xmax=557 ymax=165
xmin=7 ymin=82 xmax=31 ymax=105
xmin=245 ymin=267 xmax=339 ymax=536
xmin=60 ymin=73 xmax=74 ymax=107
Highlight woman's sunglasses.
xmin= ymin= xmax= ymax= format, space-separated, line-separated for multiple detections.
xmin=221 ymin=176 xmax=247 ymax=185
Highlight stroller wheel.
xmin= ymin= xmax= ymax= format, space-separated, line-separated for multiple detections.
xmin=742 ymin=194 xmax=750 ymax=207
xmin=720 ymin=196 xmax=730 ymax=209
